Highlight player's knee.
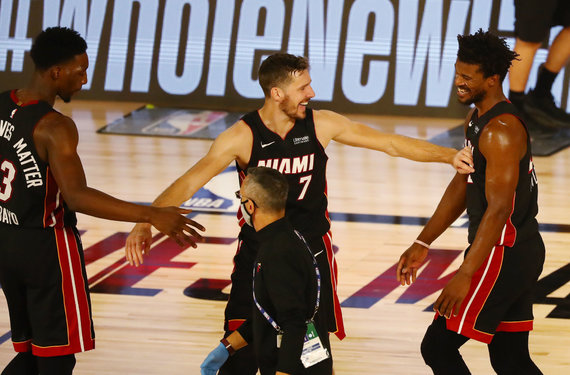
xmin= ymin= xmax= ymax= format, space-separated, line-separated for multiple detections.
xmin=421 ymin=326 xmax=443 ymax=367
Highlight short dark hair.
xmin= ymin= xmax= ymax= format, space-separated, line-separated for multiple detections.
xmin=30 ymin=27 xmax=87 ymax=71
xmin=457 ymin=29 xmax=519 ymax=82
xmin=244 ymin=167 xmax=289 ymax=212
xmin=258 ymin=53 xmax=309 ymax=97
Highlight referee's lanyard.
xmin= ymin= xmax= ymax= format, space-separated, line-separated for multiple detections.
xmin=252 ymin=229 xmax=321 ymax=335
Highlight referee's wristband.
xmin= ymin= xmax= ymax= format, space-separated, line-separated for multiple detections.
xmin=414 ymin=239 xmax=430 ymax=249
xmin=220 ymin=337 xmax=236 ymax=356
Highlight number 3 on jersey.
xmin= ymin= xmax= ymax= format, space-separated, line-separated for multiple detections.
xmin=0 ymin=159 xmax=16 ymax=202
xmin=298 ymin=175 xmax=312 ymax=200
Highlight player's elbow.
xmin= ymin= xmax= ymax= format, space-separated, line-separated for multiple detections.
xmin=59 ymin=186 xmax=92 ymax=213
xmin=61 ymin=193 xmax=83 ymax=213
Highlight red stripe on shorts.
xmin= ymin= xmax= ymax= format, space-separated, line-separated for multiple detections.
xmin=496 ymin=320 xmax=533 ymax=332
xmin=445 ymin=245 xmax=504 ymax=344
xmin=33 ymin=228 xmax=94 ymax=357
xmin=12 ymin=339 xmax=32 ymax=353
xmin=323 ymin=231 xmax=345 ymax=340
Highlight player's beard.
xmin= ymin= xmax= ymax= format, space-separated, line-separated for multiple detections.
xmin=279 ymin=95 xmax=307 ymax=120
xmin=458 ymin=86 xmax=486 ymax=106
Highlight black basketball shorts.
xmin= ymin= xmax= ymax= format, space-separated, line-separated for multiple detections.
xmin=443 ymin=232 xmax=545 ymax=343
xmin=0 ymin=225 xmax=94 ymax=356
xmin=515 ymin=0 xmax=570 ymax=43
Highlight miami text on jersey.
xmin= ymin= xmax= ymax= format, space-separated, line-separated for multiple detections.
xmin=257 ymin=153 xmax=315 ymax=175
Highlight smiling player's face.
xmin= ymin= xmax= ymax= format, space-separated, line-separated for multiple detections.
xmin=279 ymin=70 xmax=315 ymax=120
xmin=454 ymin=60 xmax=488 ymax=106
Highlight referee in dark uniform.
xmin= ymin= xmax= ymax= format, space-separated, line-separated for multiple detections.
xmin=201 ymin=166 xmax=332 ymax=375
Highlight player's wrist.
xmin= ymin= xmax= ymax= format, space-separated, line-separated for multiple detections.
xmin=135 ymin=221 xmax=152 ymax=230
xmin=457 ymin=264 xmax=476 ymax=278
xmin=413 ymin=239 xmax=430 ymax=249
xmin=220 ymin=337 xmax=236 ymax=356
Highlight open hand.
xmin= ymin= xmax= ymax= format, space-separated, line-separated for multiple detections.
xmin=125 ymin=223 xmax=153 ymax=266
xmin=433 ymin=270 xmax=472 ymax=318
xmin=149 ymin=206 xmax=205 ymax=247
xmin=397 ymin=243 xmax=428 ymax=285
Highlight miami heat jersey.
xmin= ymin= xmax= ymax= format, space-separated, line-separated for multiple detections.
xmin=464 ymin=101 xmax=539 ymax=246
xmin=238 ymin=108 xmax=330 ymax=239
xmin=0 ymin=90 xmax=77 ymax=228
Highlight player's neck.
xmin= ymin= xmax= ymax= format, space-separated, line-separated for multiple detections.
xmin=258 ymin=103 xmax=295 ymax=138
xmin=475 ymin=91 xmax=507 ymax=117
xmin=21 ymin=74 xmax=57 ymax=106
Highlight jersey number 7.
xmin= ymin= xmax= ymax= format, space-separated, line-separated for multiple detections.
xmin=298 ymin=175 xmax=312 ymax=200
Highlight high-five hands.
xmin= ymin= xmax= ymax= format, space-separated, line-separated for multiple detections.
xmin=125 ymin=207 xmax=205 ymax=266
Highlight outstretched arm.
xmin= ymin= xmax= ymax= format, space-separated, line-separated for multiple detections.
xmin=33 ymin=112 xmax=204 ymax=246
xmin=314 ymin=110 xmax=474 ymax=174
xmin=125 ymin=121 xmax=252 ymax=265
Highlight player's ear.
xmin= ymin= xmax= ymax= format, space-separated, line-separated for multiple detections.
xmin=487 ymin=73 xmax=500 ymax=88
xmin=49 ymin=66 xmax=61 ymax=81
xmin=271 ymin=86 xmax=284 ymax=102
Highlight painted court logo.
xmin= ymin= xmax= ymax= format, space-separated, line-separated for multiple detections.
xmin=143 ymin=109 xmax=227 ymax=136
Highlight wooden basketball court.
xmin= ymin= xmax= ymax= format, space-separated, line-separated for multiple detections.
xmin=0 ymin=100 xmax=568 ymax=374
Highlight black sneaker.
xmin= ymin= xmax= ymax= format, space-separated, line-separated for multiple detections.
xmin=523 ymin=90 xmax=570 ymax=128
xmin=523 ymin=114 xmax=558 ymax=140
xmin=515 ymin=106 xmax=558 ymax=139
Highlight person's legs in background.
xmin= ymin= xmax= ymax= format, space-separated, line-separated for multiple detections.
xmin=524 ymin=26 xmax=570 ymax=127
xmin=509 ymin=38 xmax=541 ymax=111
xmin=509 ymin=0 xmax=570 ymax=129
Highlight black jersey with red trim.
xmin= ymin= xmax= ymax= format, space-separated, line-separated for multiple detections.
xmin=0 ymin=90 xmax=77 ymax=229
xmin=237 ymin=108 xmax=330 ymax=239
xmin=464 ymin=101 xmax=539 ymax=246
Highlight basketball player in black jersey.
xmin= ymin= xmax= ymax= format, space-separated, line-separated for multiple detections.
xmin=0 ymin=27 xmax=203 ymax=375
xmin=397 ymin=30 xmax=544 ymax=374
xmin=125 ymin=53 xmax=474 ymax=374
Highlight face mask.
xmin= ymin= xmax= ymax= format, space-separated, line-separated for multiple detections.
xmin=240 ymin=201 xmax=253 ymax=227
